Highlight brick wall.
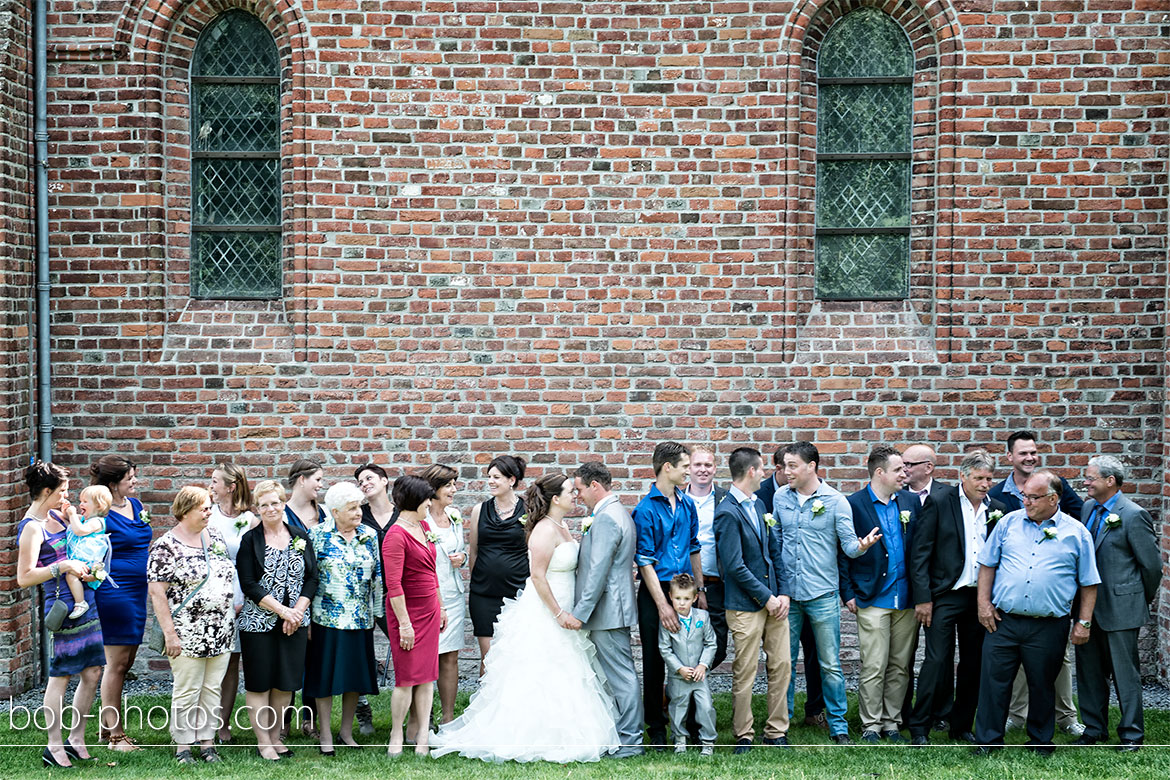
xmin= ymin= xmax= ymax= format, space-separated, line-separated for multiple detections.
xmin=0 ymin=0 xmax=38 ymax=697
xmin=0 ymin=0 xmax=1165 ymax=690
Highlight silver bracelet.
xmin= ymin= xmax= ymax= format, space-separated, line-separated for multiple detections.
xmin=49 ymin=562 xmax=60 ymax=578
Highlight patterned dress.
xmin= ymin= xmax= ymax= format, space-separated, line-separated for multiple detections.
xmin=146 ymin=528 xmax=236 ymax=658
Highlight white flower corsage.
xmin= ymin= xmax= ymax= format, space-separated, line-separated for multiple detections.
xmin=139 ymin=509 xmax=152 ymax=525
xmin=988 ymin=510 xmax=1003 ymax=523
xmin=446 ymin=506 xmax=463 ymax=524
xmin=425 ymin=530 xmax=440 ymax=544
xmin=811 ymin=499 xmax=825 ymax=516
xmin=234 ymin=516 xmax=249 ymax=531
xmin=763 ymin=512 xmax=776 ymax=528
xmin=899 ymin=510 xmax=911 ymax=527
xmin=357 ymin=527 xmax=375 ymax=544
xmin=518 ymin=514 xmax=528 ymax=526
xmin=1042 ymin=527 xmax=1058 ymax=541
xmin=291 ymin=537 xmax=307 ymax=553
xmin=210 ymin=540 xmax=227 ymax=556
xmin=1105 ymin=513 xmax=1121 ymax=529
xmin=582 ymin=515 xmax=594 ymax=534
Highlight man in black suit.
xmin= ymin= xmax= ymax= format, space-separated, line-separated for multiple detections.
xmin=757 ymin=446 xmax=826 ymax=729
xmin=1073 ymin=456 xmax=1162 ymax=750
xmin=902 ymin=444 xmax=948 ymax=506
xmin=907 ymin=449 xmax=1007 ymax=744
xmin=840 ymin=445 xmax=920 ymax=743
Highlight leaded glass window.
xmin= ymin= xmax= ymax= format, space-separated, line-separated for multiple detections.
xmin=191 ymin=11 xmax=281 ymax=299
xmin=815 ymin=9 xmax=913 ymax=300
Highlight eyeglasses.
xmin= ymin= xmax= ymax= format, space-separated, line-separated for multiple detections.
xmin=1021 ymin=492 xmax=1055 ymax=503
xmin=1082 ymin=474 xmax=1103 ymax=482
xmin=903 ymin=460 xmax=930 ymax=468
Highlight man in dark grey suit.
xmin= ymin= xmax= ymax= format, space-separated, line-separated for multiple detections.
xmin=568 ymin=462 xmax=644 ymax=757
xmin=1073 ymin=456 xmax=1162 ymax=750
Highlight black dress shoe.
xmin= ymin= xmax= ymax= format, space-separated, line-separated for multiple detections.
xmin=932 ymin=719 xmax=949 ymax=733
xmin=949 ymin=731 xmax=976 ymax=744
xmin=762 ymin=736 xmax=790 ymax=748
xmin=1024 ymin=741 xmax=1055 ymax=756
xmin=1073 ymin=734 xmax=1101 ymax=746
xmin=733 ymin=738 xmax=752 ymax=755
xmin=1116 ymin=740 xmax=1141 ymax=752
xmin=648 ymin=731 xmax=668 ymax=751
xmin=971 ymin=745 xmax=1002 ymax=756
xmin=831 ymin=733 xmax=853 ymax=745
xmin=911 ymin=735 xmax=929 ymax=746
xmin=881 ymin=730 xmax=906 ymax=743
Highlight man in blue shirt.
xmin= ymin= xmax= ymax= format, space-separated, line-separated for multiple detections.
xmin=841 ymin=445 xmax=919 ymax=743
xmin=773 ymin=441 xmax=881 ymax=744
xmin=633 ymin=441 xmax=702 ymax=748
xmin=974 ymin=471 xmax=1100 ymax=754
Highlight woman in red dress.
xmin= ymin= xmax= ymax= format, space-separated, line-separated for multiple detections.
xmin=383 ymin=475 xmax=446 ymax=757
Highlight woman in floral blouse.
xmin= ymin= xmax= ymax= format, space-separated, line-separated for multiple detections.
xmin=147 ymin=486 xmax=236 ymax=765
xmin=237 ymin=480 xmax=317 ymax=761
xmin=305 ymin=482 xmax=383 ymax=755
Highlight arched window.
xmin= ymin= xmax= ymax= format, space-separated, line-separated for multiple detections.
xmin=815 ymin=8 xmax=913 ymax=300
xmin=191 ymin=11 xmax=281 ymax=299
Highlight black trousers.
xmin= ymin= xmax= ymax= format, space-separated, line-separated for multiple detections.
xmin=1074 ymin=626 xmax=1145 ymax=743
xmin=705 ymin=578 xmax=729 ymax=671
xmin=974 ymin=612 xmax=1068 ymax=745
xmin=801 ymin=618 xmax=825 ymax=716
xmin=638 ymin=580 xmax=672 ymax=736
xmin=909 ymin=588 xmax=983 ymax=736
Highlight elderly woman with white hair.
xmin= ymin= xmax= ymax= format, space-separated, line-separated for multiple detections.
xmin=303 ymin=482 xmax=384 ymax=755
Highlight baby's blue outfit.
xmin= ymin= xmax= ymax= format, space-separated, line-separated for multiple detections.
xmin=66 ymin=516 xmax=111 ymax=590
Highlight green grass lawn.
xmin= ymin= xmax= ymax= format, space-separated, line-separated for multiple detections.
xmin=1 ymin=692 xmax=1166 ymax=778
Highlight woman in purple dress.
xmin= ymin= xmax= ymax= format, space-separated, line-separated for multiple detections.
xmin=90 ymin=455 xmax=152 ymax=751
xmin=16 ymin=462 xmax=105 ymax=768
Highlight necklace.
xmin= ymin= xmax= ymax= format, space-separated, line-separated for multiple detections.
xmin=549 ymin=516 xmax=569 ymax=531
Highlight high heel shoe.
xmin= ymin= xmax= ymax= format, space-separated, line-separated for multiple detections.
xmin=62 ymin=741 xmax=91 ymax=762
xmin=42 ymin=747 xmax=74 ymax=770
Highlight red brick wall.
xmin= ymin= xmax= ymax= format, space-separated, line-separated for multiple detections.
xmin=0 ymin=0 xmax=1164 ymax=689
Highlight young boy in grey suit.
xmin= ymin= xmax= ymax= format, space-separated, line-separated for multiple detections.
xmin=658 ymin=573 xmax=717 ymax=755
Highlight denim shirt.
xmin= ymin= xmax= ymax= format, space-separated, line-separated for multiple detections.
xmin=308 ymin=522 xmax=385 ymax=630
xmin=634 ymin=484 xmax=700 ymax=582
xmin=773 ymin=481 xmax=861 ymax=602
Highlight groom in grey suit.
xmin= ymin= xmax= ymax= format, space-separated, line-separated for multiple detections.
xmin=564 ymin=462 xmax=644 ymax=757
xmin=1073 ymin=455 xmax=1162 ymax=749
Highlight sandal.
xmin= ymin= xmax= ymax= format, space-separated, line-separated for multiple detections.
xmin=176 ymin=749 xmax=197 ymax=765
xmin=202 ymin=747 xmax=223 ymax=763
xmin=107 ymin=734 xmax=140 ymax=752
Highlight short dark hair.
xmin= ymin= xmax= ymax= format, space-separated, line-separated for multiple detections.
xmin=27 ymin=461 xmax=69 ymax=500
xmin=669 ymin=572 xmax=697 ymax=595
xmin=574 ymin=461 xmax=612 ymax=490
xmin=391 ymin=474 xmax=436 ymax=512
xmin=1006 ymin=430 xmax=1037 ymax=453
xmin=729 ymin=447 xmax=762 ymax=481
xmin=782 ymin=441 xmax=820 ymax=470
xmin=772 ymin=446 xmax=785 ymax=467
xmin=353 ymin=462 xmax=388 ymax=482
xmin=487 ymin=455 xmax=526 ymax=486
xmin=89 ymin=454 xmax=135 ymax=489
xmin=652 ymin=442 xmax=690 ymax=475
xmin=419 ymin=463 xmax=458 ymax=492
xmin=867 ymin=444 xmax=902 ymax=477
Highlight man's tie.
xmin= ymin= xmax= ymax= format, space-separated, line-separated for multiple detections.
xmin=1088 ymin=505 xmax=1106 ymax=540
xmin=916 ymin=488 xmax=928 ymax=505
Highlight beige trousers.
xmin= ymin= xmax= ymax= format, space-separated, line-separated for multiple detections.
xmin=856 ymin=606 xmax=917 ymax=733
xmin=727 ymin=608 xmax=791 ymax=740
xmin=1009 ymin=640 xmax=1078 ymax=726
xmin=169 ymin=652 xmax=231 ymax=745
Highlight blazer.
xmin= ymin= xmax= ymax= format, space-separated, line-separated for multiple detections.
xmin=572 ymin=494 xmax=638 ymax=630
xmin=237 ymin=522 xmax=319 ymax=608
xmin=658 ymin=607 xmax=717 ymax=685
xmin=908 ymin=485 xmax=1007 ymax=604
xmin=839 ymin=487 xmax=919 ymax=605
xmin=754 ymin=472 xmax=784 ymax=516
xmin=989 ymin=474 xmax=1084 ymax=519
xmin=1081 ymin=494 xmax=1162 ymax=632
xmin=713 ymin=490 xmax=789 ymax=612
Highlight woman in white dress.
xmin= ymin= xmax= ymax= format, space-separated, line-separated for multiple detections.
xmin=430 ymin=473 xmax=618 ymax=763
xmin=420 ymin=464 xmax=468 ymax=727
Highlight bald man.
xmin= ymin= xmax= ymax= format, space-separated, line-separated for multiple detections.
xmin=902 ymin=445 xmax=948 ymax=506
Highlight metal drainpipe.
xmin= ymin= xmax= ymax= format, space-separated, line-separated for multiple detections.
xmin=34 ymin=0 xmax=52 ymax=464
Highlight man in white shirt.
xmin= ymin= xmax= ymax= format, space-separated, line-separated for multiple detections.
xmin=685 ymin=444 xmax=728 ymax=671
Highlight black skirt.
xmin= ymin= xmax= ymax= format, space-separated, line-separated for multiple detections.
xmin=240 ymin=625 xmax=308 ymax=693
xmin=469 ymin=591 xmax=508 ymax=638
xmin=302 ymin=623 xmax=378 ymax=699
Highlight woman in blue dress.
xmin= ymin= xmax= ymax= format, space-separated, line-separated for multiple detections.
xmin=16 ymin=462 xmax=105 ymax=768
xmin=90 ymin=455 xmax=152 ymax=751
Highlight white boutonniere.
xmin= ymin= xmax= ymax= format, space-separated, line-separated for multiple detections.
xmin=518 ymin=514 xmax=528 ymax=526
xmin=811 ymin=499 xmax=825 ymax=516
xmin=899 ymin=510 xmax=911 ymax=528
xmin=582 ymin=515 xmax=594 ymax=534
xmin=210 ymin=540 xmax=227 ymax=556
xmin=291 ymin=537 xmax=307 ymax=553
xmin=1105 ymin=513 xmax=1121 ymax=529
xmin=425 ymin=530 xmax=440 ymax=544
xmin=233 ymin=516 xmax=249 ymax=531
xmin=987 ymin=510 xmax=1003 ymax=524
xmin=446 ymin=506 xmax=463 ymax=524
xmin=763 ymin=512 xmax=776 ymax=528
xmin=1042 ymin=527 xmax=1058 ymax=542
xmin=139 ymin=509 xmax=152 ymax=525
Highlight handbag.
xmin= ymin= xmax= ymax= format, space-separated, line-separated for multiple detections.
xmin=147 ymin=535 xmax=211 ymax=654
xmin=44 ymin=576 xmax=69 ymax=632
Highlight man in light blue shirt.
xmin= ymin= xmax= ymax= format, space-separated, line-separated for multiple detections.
xmin=973 ymin=471 xmax=1100 ymax=753
xmin=773 ymin=441 xmax=881 ymax=743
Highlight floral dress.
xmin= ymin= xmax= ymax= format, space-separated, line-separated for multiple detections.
xmin=146 ymin=527 xmax=236 ymax=658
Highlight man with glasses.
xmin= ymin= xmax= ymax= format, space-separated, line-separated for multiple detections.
xmin=973 ymin=471 xmax=1099 ymax=754
xmin=902 ymin=444 xmax=948 ymax=506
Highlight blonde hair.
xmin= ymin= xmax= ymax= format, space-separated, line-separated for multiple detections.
xmin=689 ymin=443 xmax=716 ymax=459
xmin=253 ymin=479 xmax=286 ymax=504
xmin=79 ymin=485 xmax=113 ymax=517
xmin=172 ymin=486 xmax=210 ymax=521
xmin=214 ymin=462 xmax=253 ymax=515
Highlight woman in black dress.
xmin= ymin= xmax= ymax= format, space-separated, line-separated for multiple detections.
xmin=467 ymin=455 xmax=528 ymax=669
xmin=354 ymin=461 xmax=395 ymax=735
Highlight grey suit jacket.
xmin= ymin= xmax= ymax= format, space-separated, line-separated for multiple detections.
xmin=572 ymin=493 xmax=638 ymax=630
xmin=658 ymin=607 xmax=716 ymax=687
xmin=1081 ymin=494 xmax=1162 ymax=632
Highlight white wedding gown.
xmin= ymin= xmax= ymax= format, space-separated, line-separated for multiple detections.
xmin=431 ymin=540 xmax=619 ymax=763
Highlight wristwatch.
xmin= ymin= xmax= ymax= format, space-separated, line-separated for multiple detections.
xmin=1077 ymin=619 xmax=1092 ymax=629
xmin=696 ymin=587 xmax=707 ymax=593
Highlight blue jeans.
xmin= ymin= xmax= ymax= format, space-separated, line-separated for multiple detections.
xmin=787 ymin=592 xmax=849 ymax=735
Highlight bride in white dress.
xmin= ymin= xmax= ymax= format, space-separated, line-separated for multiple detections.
xmin=430 ymin=473 xmax=619 ymax=763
